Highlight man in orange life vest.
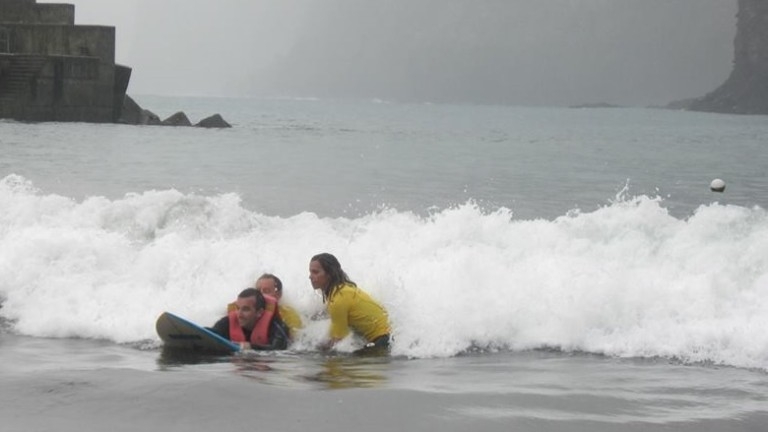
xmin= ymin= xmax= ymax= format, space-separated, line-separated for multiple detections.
xmin=209 ymin=288 xmax=290 ymax=350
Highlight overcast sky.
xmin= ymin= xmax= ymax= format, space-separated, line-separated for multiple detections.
xmin=63 ymin=0 xmax=738 ymax=107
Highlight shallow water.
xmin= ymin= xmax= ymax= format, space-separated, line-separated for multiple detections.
xmin=2 ymin=334 xmax=767 ymax=431
xmin=2 ymin=98 xmax=768 ymax=430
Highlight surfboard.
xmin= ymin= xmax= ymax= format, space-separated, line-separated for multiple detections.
xmin=156 ymin=311 xmax=240 ymax=353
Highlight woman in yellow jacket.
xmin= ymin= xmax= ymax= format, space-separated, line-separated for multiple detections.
xmin=309 ymin=253 xmax=391 ymax=354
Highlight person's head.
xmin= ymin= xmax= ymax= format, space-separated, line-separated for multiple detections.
xmin=255 ymin=273 xmax=283 ymax=299
xmin=309 ymin=253 xmax=354 ymax=300
xmin=234 ymin=288 xmax=266 ymax=330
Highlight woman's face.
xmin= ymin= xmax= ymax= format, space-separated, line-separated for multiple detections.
xmin=256 ymin=277 xmax=280 ymax=299
xmin=309 ymin=260 xmax=330 ymax=290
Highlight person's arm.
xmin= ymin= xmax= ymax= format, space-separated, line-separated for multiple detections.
xmin=251 ymin=317 xmax=290 ymax=351
xmin=320 ymin=296 xmax=350 ymax=351
xmin=206 ymin=316 xmax=230 ymax=340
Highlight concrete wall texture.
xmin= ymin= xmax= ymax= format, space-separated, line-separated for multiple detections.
xmin=0 ymin=2 xmax=74 ymax=25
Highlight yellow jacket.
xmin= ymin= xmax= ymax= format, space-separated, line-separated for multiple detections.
xmin=278 ymin=303 xmax=304 ymax=333
xmin=327 ymin=283 xmax=390 ymax=342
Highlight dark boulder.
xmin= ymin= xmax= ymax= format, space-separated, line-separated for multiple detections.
xmin=118 ymin=95 xmax=143 ymax=124
xmin=142 ymin=109 xmax=162 ymax=125
xmin=118 ymin=95 xmax=162 ymax=125
xmin=117 ymin=94 xmax=232 ymax=128
xmin=195 ymin=113 xmax=232 ymax=128
xmin=161 ymin=111 xmax=192 ymax=127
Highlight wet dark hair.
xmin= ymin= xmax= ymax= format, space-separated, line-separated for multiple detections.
xmin=310 ymin=252 xmax=355 ymax=302
xmin=237 ymin=288 xmax=266 ymax=310
xmin=257 ymin=273 xmax=283 ymax=292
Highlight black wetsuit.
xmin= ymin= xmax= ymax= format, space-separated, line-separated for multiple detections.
xmin=353 ymin=334 xmax=390 ymax=356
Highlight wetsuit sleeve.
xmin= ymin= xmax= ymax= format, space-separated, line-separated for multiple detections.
xmin=252 ymin=316 xmax=290 ymax=351
xmin=206 ymin=316 xmax=230 ymax=339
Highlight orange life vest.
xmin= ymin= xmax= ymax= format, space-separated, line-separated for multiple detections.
xmin=228 ymin=294 xmax=278 ymax=346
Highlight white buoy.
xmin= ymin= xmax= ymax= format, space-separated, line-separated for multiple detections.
xmin=710 ymin=178 xmax=726 ymax=193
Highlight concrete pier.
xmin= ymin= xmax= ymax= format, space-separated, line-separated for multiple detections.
xmin=0 ymin=0 xmax=131 ymax=122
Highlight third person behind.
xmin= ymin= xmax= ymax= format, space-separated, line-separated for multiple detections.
xmin=254 ymin=273 xmax=304 ymax=335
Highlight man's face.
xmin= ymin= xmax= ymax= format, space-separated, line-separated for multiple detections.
xmin=235 ymin=296 xmax=263 ymax=330
xmin=256 ymin=277 xmax=280 ymax=299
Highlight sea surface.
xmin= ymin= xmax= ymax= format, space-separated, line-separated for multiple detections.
xmin=1 ymin=96 xmax=767 ymax=431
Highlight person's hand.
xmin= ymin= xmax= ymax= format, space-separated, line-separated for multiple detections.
xmin=317 ymin=340 xmax=333 ymax=352
xmin=238 ymin=342 xmax=251 ymax=350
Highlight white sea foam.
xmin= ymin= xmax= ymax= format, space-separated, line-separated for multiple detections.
xmin=1 ymin=174 xmax=767 ymax=368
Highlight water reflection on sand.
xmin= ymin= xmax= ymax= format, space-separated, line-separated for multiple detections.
xmin=156 ymin=347 xmax=391 ymax=390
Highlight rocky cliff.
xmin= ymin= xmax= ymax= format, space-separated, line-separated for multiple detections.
xmin=689 ymin=0 xmax=768 ymax=114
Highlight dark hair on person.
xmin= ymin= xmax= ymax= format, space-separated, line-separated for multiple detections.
xmin=310 ymin=252 xmax=355 ymax=302
xmin=237 ymin=288 xmax=266 ymax=310
xmin=257 ymin=273 xmax=283 ymax=292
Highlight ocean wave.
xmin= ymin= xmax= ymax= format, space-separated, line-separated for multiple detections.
xmin=1 ymin=175 xmax=767 ymax=369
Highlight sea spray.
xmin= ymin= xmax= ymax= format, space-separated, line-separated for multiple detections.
xmin=1 ymin=175 xmax=767 ymax=369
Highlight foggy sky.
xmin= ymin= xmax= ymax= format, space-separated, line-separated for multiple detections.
xmin=64 ymin=0 xmax=737 ymax=107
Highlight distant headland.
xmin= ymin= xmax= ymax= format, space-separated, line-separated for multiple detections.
xmin=0 ymin=0 xmax=230 ymax=127
xmin=678 ymin=0 xmax=768 ymax=115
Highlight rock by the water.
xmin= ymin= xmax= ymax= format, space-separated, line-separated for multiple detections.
xmin=161 ymin=111 xmax=192 ymax=127
xmin=116 ymin=94 xmax=231 ymax=128
xmin=141 ymin=109 xmax=161 ymax=126
xmin=195 ymin=114 xmax=232 ymax=128
xmin=119 ymin=95 xmax=162 ymax=125
xmin=118 ymin=95 xmax=143 ymax=124
xmin=687 ymin=0 xmax=768 ymax=115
